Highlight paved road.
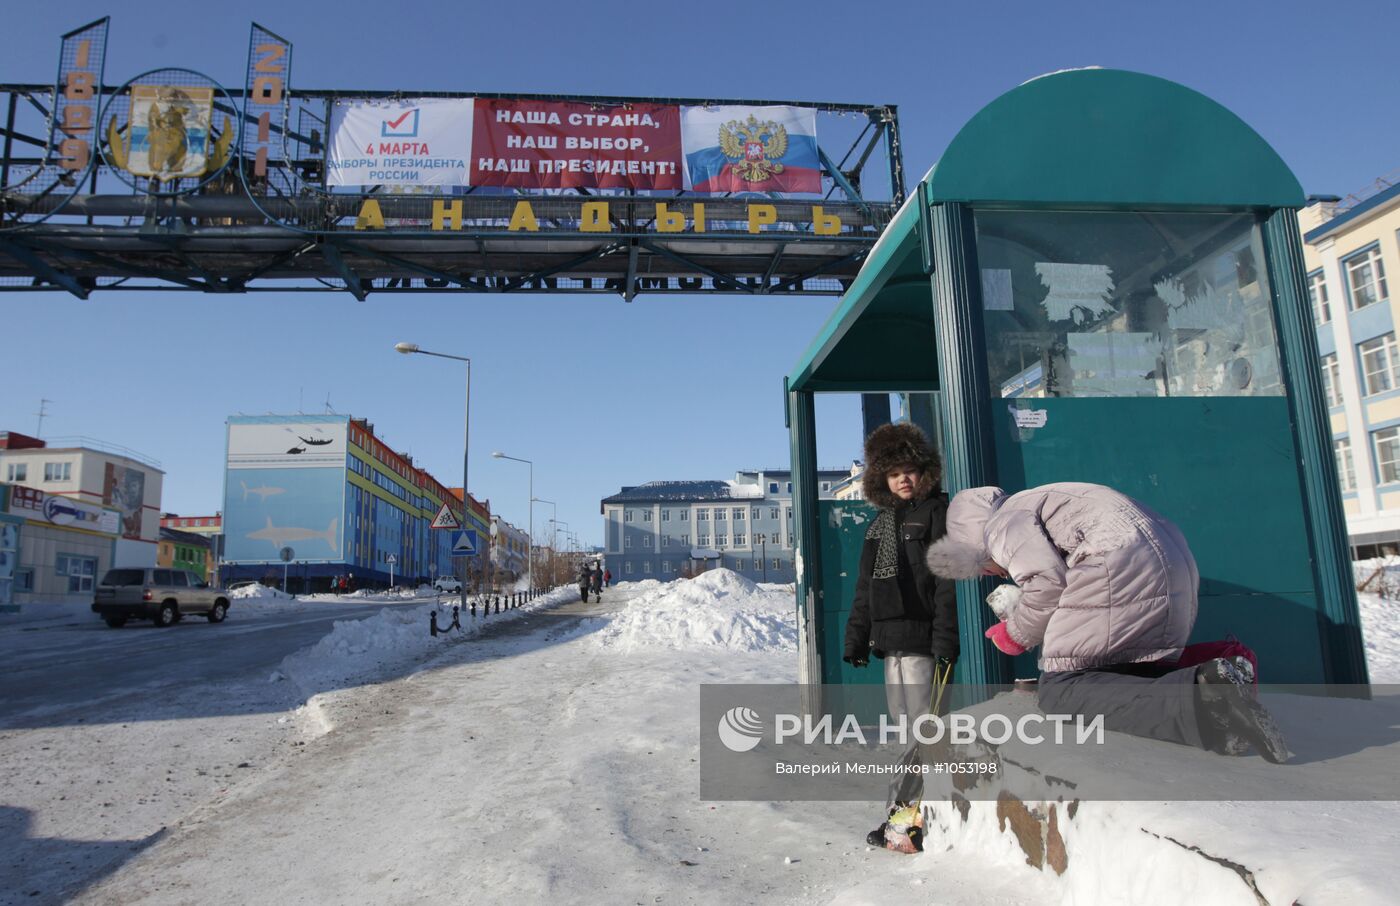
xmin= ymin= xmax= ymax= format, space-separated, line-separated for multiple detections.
xmin=0 ymin=598 xmax=427 ymax=729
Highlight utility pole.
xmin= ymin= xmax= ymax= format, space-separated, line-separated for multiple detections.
xmin=35 ymin=399 xmax=50 ymax=438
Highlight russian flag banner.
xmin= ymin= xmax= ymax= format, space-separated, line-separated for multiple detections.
xmin=681 ymin=106 xmax=822 ymax=195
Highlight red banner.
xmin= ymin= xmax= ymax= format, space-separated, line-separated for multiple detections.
xmin=471 ymin=99 xmax=682 ymax=191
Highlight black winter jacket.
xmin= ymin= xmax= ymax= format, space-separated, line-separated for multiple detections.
xmin=843 ymin=494 xmax=959 ymax=662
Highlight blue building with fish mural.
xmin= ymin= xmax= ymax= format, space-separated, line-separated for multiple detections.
xmin=221 ymin=414 xmax=487 ymax=592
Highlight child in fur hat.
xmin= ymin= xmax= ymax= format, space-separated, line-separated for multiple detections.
xmin=842 ymin=423 xmax=959 ymax=727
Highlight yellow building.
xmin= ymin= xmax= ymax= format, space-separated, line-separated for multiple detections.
xmin=1299 ymin=176 xmax=1400 ymax=557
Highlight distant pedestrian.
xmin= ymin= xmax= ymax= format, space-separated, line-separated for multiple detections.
xmin=590 ymin=562 xmax=603 ymax=601
xmin=603 ymin=568 xmax=612 ymax=587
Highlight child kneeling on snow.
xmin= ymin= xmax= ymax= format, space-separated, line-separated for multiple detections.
xmin=926 ymin=483 xmax=1289 ymax=763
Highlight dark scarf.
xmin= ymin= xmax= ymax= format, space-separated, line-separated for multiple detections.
xmin=866 ymin=509 xmax=899 ymax=580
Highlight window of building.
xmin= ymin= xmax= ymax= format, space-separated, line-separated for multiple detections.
xmin=698 ymin=534 xmax=710 ymax=546
xmin=786 ymin=482 xmax=793 ymax=493
xmin=753 ymin=533 xmax=765 ymax=544
xmin=697 ymin=510 xmax=709 ymax=522
xmin=1321 ymin=354 xmax=1344 ymax=407
xmin=716 ymin=535 xmax=727 ymax=548
xmin=1375 ymin=427 xmax=1400 ymax=485
xmin=734 ymin=534 xmax=746 ymax=545
xmin=625 ymin=535 xmax=633 ymax=548
xmin=625 ymin=562 xmax=634 ymax=575
xmin=1359 ymin=333 xmax=1400 ymax=395
xmin=624 ymin=510 xmax=633 ymax=522
xmin=1308 ymin=271 xmax=1331 ymax=324
xmin=643 ymin=511 xmax=652 ymax=522
xmin=769 ymin=507 xmax=779 ymax=520
xmin=663 ymin=561 xmax=672 ymax=574
xmin=771 ymin=558 xmax=781 ymax=570
xmin=753 ymin=559 xmax=761 ymax=570
xmin=662 ymin=510 xmax=670 ymax=522
xmin=680 ymin=510 xmax=689 ymax=522
xmin=43 ymin=462 xmax=71 ymax=482
xmin=820 ymin=482 xmax=830 ymax=492
xmin=643 ymin=562 xmax=652 ymax=574
xmin=680 ymin=534 xmax=689 ymax=545
xmin=1346 ymin=246 xmax=1388 ymax=311
xmin=643 ymin=536 xmax=651 ymax=548
xmin=715 ymin=509 xmax=725 ymax=522
xmin=661 ymin=534 xmax=670 ymax=547
xmin=56 ymin=555 xmax=97 ymax=593
xmin=15 ymin=567 xmax=34 ymax=592
xmin=768 ymin=482 xmax=779 ymax=493
xmin=732 ymin=508 xmax=744 ymax=521
xmin=1335 ymin=438 xmax=1357 ymax=493
xmin=785 ymin=508 xmax=793 ymax=522
xmin=5 ymin=463 xmax=26 ymax=482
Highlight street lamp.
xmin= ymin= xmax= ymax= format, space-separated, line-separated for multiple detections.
xmin=493 ymin=451 xmax=532 ymax=591
xmin=533 ymin=497 xmax=556 ymax=588
xmin=395 ymin=341 xmax=470 ymax=610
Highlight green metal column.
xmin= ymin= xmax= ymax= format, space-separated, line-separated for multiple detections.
xmin=787 ymin=380 xmax=825 ymax=700
xmin=926 ymin=200 xmax=1013 ymax=686
xmin=1262 ymin=210 xmax=1371 ymax=685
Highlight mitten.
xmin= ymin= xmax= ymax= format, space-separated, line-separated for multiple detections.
xmin=985 ymin=621 xmax=1027 ymax=656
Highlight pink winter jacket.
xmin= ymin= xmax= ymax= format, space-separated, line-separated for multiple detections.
xmin=954 ymin=483 xmax=1198 ymax=673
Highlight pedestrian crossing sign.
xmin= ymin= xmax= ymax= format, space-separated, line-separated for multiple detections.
xmin=431 ymin=503 xmax=461 ymax=530
xmin=451 ymin=529 xmax=478 ymax=555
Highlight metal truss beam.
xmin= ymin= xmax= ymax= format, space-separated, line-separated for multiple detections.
xmin=0 ymin=239 xmax=87 ymax=298
xmin=638 ymin=241 xmax=747 ymax=293
xmin=319 ymin=242 xmax=365 ymax=300
xmin=34 ymin=243 xmax=216 ymax=291
xmin=335 ymin=239 xmax=485 ymax=292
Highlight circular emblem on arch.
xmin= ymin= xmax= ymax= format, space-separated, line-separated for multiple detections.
xmin=98 ymin=68 xmax=237 ymax=196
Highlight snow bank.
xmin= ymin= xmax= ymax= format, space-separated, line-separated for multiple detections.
xmin=278 ymin=585 xmax=577 ymax=697
xmin=593 ymin=570 xmax=796 ymax=653
xmin=1359 ymin=591 xmax=1400 ymax=682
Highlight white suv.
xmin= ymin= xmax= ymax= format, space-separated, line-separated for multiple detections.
xmin=434 ymin=577 xmax=463 ymax=594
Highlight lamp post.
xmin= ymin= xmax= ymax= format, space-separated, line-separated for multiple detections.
xmin=534 ymin=497 xmax=556 ymax=588
xmin=493 ymin=452 xmax=532 ymax=592
xmin=552 ymin=517 xmax=571 ymax=586
xmin=395 ymin=342 xmax=470 ymax=611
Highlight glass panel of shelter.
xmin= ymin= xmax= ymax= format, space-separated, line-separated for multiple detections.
xmin=974 ymin=211 xmax=1283 ymax=400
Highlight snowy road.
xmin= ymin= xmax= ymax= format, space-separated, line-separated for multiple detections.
xmin=0 ymin=599 xmax=422 ymax=730
xmin=0 ymin=594 xmax=447 ymax=906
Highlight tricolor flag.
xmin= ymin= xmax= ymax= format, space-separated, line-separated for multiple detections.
xmin=681 ymin=106 xmax=822 ymax=194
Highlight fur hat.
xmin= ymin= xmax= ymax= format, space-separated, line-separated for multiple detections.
xmin=861 ymin=422 xmax=941 ymax=510
xmin=925 ymin=486 xmax=1007 ymax=579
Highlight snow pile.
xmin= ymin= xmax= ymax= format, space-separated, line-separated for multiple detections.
xmin=593 ymin=570 xmax=796 ymax=653
xmin=229 ymin=583 xmax=295 ymax=600
xmin=1359 ymin=591 xmax=1400 ymax=682
xmin=278 ymin=585 xmax=577 ymax=697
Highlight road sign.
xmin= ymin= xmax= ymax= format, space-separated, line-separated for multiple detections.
xmin=451 ymin=529 xmax=478 ymax=556
xmin=279 ymin=546 xmax=295 ymax=562
xmin=386 ymin=554 xmax=397 ymax=564
xmin=431 ymin=503 xmax=461 ymax=530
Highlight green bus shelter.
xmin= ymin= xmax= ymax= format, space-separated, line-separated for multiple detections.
xmin=785 ymin=69 xmax=1369 ymax=693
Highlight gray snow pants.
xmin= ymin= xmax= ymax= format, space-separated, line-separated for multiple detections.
xmin=1037 ymin=664 xmax=1205 ymax=749
xmin=884 ymin=654 xmax=937 ymax=726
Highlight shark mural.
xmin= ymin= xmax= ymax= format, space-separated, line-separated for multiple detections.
xmin=247 ymin=516 xmax=340 ymax=555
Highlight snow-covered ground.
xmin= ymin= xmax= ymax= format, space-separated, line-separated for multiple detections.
xmin=4 ymin=570 xmax=1399 ymax=904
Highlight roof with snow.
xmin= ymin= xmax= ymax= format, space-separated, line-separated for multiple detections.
xmin=602 ymin=481 xmax=734 ymax=504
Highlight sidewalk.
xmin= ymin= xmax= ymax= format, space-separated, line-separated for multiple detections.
xmin=62 ymin=582 xmax=1055 ymax=906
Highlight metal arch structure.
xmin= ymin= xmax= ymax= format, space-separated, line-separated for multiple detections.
xmin=0 ymin=21 xmax=906 ymax=301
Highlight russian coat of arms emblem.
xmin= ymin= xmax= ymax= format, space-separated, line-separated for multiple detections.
xmin=718 ymin=114 xmax=789 ymax=183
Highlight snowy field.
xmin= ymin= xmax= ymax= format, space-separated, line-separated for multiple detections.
xmin=3 ymin=569 xmax=1399 ymax=904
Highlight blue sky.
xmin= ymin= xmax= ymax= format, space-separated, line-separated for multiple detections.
xmin=2 ymin=0 xmax=1397 ymax=548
